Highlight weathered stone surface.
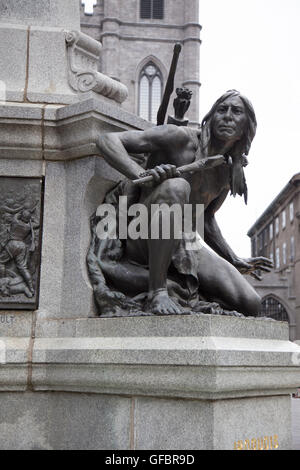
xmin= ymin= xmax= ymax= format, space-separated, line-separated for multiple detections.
xmin=134 ymin=397 xmax=213 ymax=450
xmin=292 ymin=398 xmax=300 ymax=450
xmin=0 ymin=96 xmax=152 ymax=320
xmin=27 ymin=27 xmax=76 ymax=105
xmin=37 ymin=157 xmax=122 ymax=319
xmin=0 ymin=312 xmax=33 ymax=337
xmin=0 ymin=392 xmax=131 ymax=450
xmin=0 ymin=4 xmax=127 ymax=105
xmin=42 ymin=97 xmax=153 ymax=161
xmin=0 ymin=0 xmax=80 ymax=30
xmin=38 ymin=162 xmax=67 ymax=317
xmin=0 ymin=389 xmax=292 ymax=450
xmin=213 ymin=395 xmax=291 ymax=450
xmin=34 ymin=313 xmax=289 ymax=340
xmin=65 ymin=30 xmax=128 ymax=104
xmin=0 ymin=159 xmax=43 ymax=178
xmin=134 ymin=395 xmax=291 ymax=450
xmin=0 ymin=0 xmax=82 ymax=105
xmin=0 ymin=24 xmax=27 ymax=102
xmin=28 ymin=315 xmax=300 ymax=400
xmin=0 ymin=314 xmax=298 ymax=448
xmin=0 ymin=103 xmax=44 ymax=160
xmin=0 ymin=98 xmax=152 ymax=161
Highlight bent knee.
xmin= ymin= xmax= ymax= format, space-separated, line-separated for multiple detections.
xmin=158 ymin=178 xmax=191 ymax=204
xmin=242 ymin=290 xmax=262 ymax=317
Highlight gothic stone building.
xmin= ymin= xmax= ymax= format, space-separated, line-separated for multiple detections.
xmin=80 ymin=0 xmax=201 ymax=126
xmin=247 ymin=173 xmax=300 ymax=341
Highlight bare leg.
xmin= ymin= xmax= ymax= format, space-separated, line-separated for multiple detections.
xmin=195 ymin=245 xmax=261 ymax=316
xmin=126 ymin=178 xmax=191 ymax=314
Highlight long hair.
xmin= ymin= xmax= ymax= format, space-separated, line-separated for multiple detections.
xmin=200 ymin=90 xmax=257 ymax=159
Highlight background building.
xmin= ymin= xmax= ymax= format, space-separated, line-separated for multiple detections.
xmin=80 ymin=0 xmax=201 ymax=125
xmin=247 ymin=173 xmax=300 ymax=340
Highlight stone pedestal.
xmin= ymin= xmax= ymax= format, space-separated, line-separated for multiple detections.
xmin=0 ymin=0 xmax=150 ymax=318
xmin=0 ymin=314 xmax=299 ymax=449
xmin=0 ymin=98 xmax=152 ymax=318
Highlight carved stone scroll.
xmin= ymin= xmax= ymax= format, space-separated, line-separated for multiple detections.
xmin=65 ymin=30 xmax=128 ymax=104
xmin=0 ymin=177 xmax=43 ymax=310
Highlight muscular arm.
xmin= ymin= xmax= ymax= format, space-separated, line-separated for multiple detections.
xmin=204 ymin=189 xmax=239 ymax=265
xmin=204 ymin=190 xmax=273 ymax=279
xmin=0 ymin=205 xmax=22 ymax=215
xmin=97 ymin=125 xmax=180 ymax=180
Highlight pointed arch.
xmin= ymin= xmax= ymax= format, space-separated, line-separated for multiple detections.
xmin=136 ymin=55 xmax=167 ymax=82
xmin=137 ymin=57 xmax=165 ymax=123
xmin=259 ymin=294 xmax=292 ymax=323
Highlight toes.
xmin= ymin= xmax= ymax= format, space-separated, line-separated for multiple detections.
xmin=160 ymin=303 xmax=182 ymax=315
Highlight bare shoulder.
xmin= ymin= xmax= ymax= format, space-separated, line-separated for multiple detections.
xmin=119 ymin=124 xmax=183 ymax=146
xmin=154 ymin=124 xmax=197 ymax=144
xmin=117 ymin=124 xmax=198 ymax=153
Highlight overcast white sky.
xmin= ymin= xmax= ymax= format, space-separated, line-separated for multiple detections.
xmin=200 ymin=0 xmax=300 ymax=256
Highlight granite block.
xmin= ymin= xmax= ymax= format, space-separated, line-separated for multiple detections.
xmin=0 ymin=24 xmax=27 ymax=102
xmin=0 ymin=0 xmax=80 ymax=30
xmin=213 ymin=395 xmax=291 ymax=450
xmin=134 ymin=397 xmax=213 ymax=450
xmin=0 ymin=158 xmax=43 ymax=177
xmin=27 ymin=27 xmax=76 ymax=105
xmin=0 ymin=391 xmax=131 ymax=450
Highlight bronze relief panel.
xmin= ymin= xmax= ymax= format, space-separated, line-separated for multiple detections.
xmin=0 ymin=177 xmax=43 ymax=310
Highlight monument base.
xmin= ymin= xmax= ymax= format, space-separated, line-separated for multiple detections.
xmin=0 ymin=313 xmax=299 ymax=449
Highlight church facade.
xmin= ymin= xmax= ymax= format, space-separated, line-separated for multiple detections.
xmin=80 ymin=0 xmax=201 ymax=126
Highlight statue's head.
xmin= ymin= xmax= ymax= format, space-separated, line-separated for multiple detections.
xmin=20 ymin=210 xmax=31 ymax=223
xmin=201 ymin=90 xmax=257 ymax=158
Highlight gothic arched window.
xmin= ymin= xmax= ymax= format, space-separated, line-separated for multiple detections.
xmin=138 ymin=62 xmax=163 ymax=123
xmin=259 ymin=296 xmax=289 ymax=322
xmin=140 ymin=0 xmax=164 ymax=19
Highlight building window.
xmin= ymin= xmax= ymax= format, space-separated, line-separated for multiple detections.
xmin=291 ymin=236 xmax=295 ymax=262
xmin=269 ymin=223 xmax=273 ymax=241
xmin=81 ymin=0 xmax=97 ymax=15
xmin=282 ymin=242 xmax=287 ymax=265
xmin=275 ymin=217 xmax=279 ymax=235
xmin=139 ymin=62 xmax=163 ymax=123
xmin=258 ymin=232 xmax=263 ymax=251
xmin=275 ymin=247 xmax=280 ymax=269
xmin=259 ymin=297 xmax=289 ymax=322
xmin=264 ymin=227 xmax=268 ymax=246
xmin=251 ymin=238 xmax=256 ymax=257
xmin=140 ymin=0 xmax=164 ymax=19
xmin=282 ymin=210 xmax=286 ymax=229
xmin=290 ymin=202 xmax=294 ymax=222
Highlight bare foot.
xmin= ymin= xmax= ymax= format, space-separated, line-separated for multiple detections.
xmin=94 ymin=285 xmax=141 ymax=315
xmin=95 ymin=287 xmax=126 ymax=314
xmin=146 ymin=289 xmax=183 ymax=315
xmin=24 ymin=286 xmax=33 ymax=298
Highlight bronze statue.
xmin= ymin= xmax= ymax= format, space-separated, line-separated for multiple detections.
xmin=167 ymin=87 xmax=193 ymax=126
xmin=88 ymin=90 xmax=272 ymax=317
